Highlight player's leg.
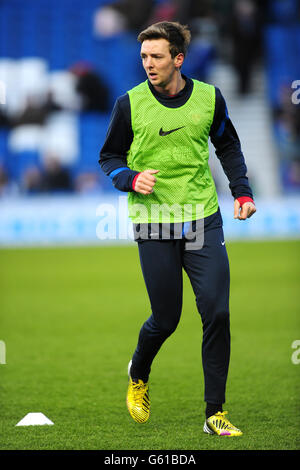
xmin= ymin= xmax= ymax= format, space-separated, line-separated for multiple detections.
xmin=184 ymin=227 xmax=242 ymax=436
xmin=183 ymin=226 xmax=231 ymax=414
xmin=183 ymin=225 xmax=242 ymax=435
xmin=130 ymin=239 xmax=183 ymax=381
xmin=127 ymin=239 xmax=183 ymax=423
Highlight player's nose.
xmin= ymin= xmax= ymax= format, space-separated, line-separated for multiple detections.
xmin=144 ymin=57 xmax=153 ymax=69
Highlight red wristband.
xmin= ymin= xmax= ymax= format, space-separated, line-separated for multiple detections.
xmin=132 ymin=173 xmax=141 ymax=191
xmin=236 ymin=196 xmax=254 ymax=207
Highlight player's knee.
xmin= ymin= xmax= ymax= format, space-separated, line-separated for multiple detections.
xmin=159 ymin=320 xmax=179 ymax=337
xmin=197 ymin=297 xmax=229 ymax=327
xmin=147 ymin=313 xmax=180 ymax=338
xmin=213 ymin=308 xmax=229 ymax=326
xmin=206 ymin=309 xmax=230 ymax=331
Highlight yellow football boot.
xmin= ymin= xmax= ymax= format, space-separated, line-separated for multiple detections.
xmin=126 ymin=361 xmax=150 ymax=423
xmin=203 ymin=411 xmax=243 ymax=437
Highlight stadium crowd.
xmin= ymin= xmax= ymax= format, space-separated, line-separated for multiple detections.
xmin=0 ymin=0 xmax=299 ymax=197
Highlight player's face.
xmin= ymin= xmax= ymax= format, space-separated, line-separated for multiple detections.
xmin=140 ymin=38 xmax=183 ymax=90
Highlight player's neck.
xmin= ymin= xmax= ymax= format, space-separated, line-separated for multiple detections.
xmin=154 ymin=71 xmax=185 ymax=97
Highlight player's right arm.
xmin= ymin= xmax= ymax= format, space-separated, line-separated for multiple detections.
xmin=133 ymin=169 xmax=159 ymax=195
xmin=99 ymin=94 xmax=159 ymax=195
xmin=99 ymin=94 xmax=139 ymax=192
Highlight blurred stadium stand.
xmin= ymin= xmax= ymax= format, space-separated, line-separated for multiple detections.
xmin=0 ymin=0 xmax=299 ymax=245
xmin=0 ymin=0 xmax=146 ymax=197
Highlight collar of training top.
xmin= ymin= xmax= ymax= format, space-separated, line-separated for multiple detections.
xmin=147 ymin=74 xmax=193 ymax=102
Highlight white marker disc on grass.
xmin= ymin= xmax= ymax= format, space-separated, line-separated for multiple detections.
xmin=16 ymin=412 xmax=54 ymax=426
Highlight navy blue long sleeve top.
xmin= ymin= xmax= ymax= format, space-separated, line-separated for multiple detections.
xmin=99 ymin=75 xmax=253 ymax=200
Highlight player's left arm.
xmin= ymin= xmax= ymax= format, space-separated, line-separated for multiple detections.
xmin=210 ymin=87 xmax=256 ymax=220
xmin=234 ymin=197 xmax=256 ymax=220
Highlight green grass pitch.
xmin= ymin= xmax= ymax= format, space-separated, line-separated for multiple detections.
xmin=0 ymin=240 xmax=299 ymax=451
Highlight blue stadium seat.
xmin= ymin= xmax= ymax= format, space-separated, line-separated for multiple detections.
xmin=6 ymin=150 xmax=41 ymax=182
xmin=267 ymin=0 xmax=300 ymax=24
xmin=0 ymin=129 xmax=9 ymax=151
xmin=73 ymin=112 xmax=110 ymax=174
xmin=70 ymin=111 xmax=113 ymax=191
xmin=264 ymin=25 xmax=300 ymax=108
xmin=0 ymin=129 xmax=9 ymax=167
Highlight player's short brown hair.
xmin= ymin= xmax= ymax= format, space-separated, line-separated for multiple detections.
xmin=137 ymin=21 xmax=191 ymax=58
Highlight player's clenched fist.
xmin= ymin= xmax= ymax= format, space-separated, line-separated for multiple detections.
xmin=134 ymin=169 xmax=159 ymax=195
xmin=234 ymin=199 xmax=256 ymax=220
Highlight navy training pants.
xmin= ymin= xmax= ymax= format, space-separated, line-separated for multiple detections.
xmin=131 ymin=212 xmax=231 ymax=405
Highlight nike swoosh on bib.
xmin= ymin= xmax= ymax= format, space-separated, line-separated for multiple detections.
xmin=159 ymin=126 xmax=185 ymax=136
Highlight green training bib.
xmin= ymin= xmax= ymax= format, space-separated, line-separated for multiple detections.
xmin=127 ymin=79 xmax=219 ymax=223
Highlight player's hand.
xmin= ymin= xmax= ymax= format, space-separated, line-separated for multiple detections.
xmin=134 ymin=169 xmax=159 ymax=195
xmin=234 ymin=199 xmax=256 ymax=220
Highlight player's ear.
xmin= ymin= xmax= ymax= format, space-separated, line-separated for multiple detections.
xmin=174 ymin=53 xmax=184 ymax=69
